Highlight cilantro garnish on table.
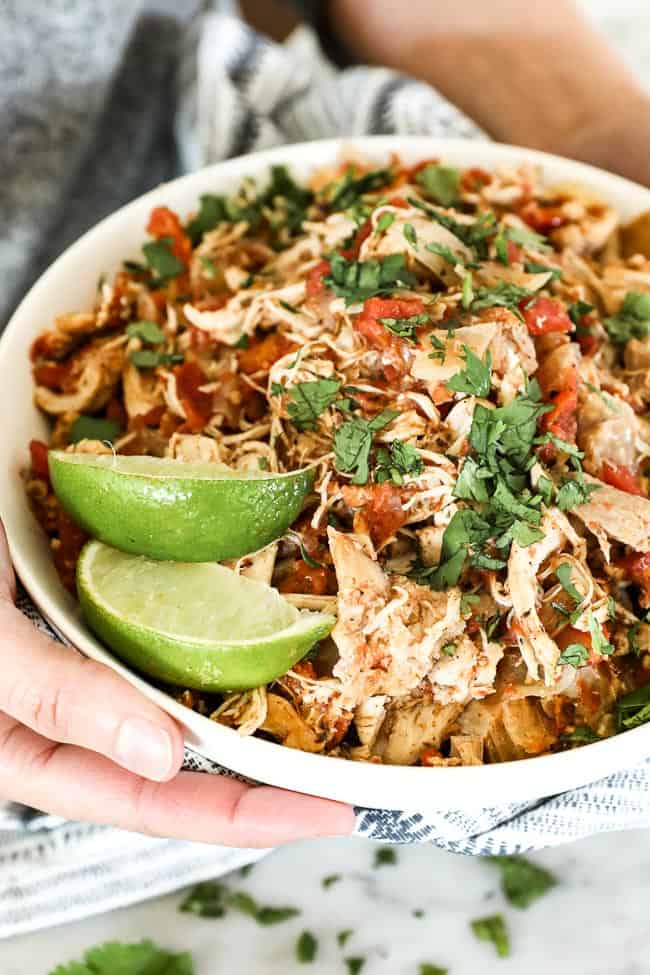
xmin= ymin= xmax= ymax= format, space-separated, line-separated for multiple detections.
xmin=179 ymin=881 xmax=299 ymax=925
xmin=471 ymin=913 xmax=511 ymax=957
xmin=49 ymin=940 xmax=194 ymax=975
xmin=487 ymin=855 xmax=558 ymax=909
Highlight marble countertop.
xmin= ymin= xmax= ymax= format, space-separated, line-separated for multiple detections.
xmin=6 ymin=829 xmax=650 ymax=974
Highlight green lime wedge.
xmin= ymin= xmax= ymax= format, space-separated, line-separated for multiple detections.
xmin=77 ymin=541 xmax=335 ymax=691
xmin=49 ymin=452 xmax=313 ymax=561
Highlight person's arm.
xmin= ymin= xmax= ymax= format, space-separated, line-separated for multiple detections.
xmin=329 ymin=0 xmax=650 ymax=186
xmin=0 ymin=524 xmax=353 ymax=844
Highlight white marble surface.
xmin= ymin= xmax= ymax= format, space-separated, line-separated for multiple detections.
xmin=5 ymin=830 xmax=650 ymax=974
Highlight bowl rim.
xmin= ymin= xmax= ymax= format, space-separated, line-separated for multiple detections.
xmin=3 ymin=134 xmax=650 ymax=810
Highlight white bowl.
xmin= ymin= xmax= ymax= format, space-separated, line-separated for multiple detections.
xmin=2 ymin=136 xmax=650 ymax=812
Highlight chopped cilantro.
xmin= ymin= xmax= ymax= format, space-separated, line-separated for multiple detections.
xmin=279 ymin=299 xmax=300 ymax=314
xmin=322 ymin=873 xmax=342 ymax=889
xmin=604 ymin=291 xmax=650 ymax=345
xmin=556 ymin=475 xmax=599 ymax=511
xmin=556 ymin=562 xmax=583 ymax=606
xmin=234 ymin=333 xmax=249 ymax=349
xmin=326 ymin=166 xmax=392 ymax=211
xmin=467 ymin=280 xmax=534 ymax=319
xmin=488 ymin=855 xmax=558 ymax=908
xmin=558 ymin=643 xmax=589 ymax=668
xmin=617 ymin=682 xmax=650 ymax=730
xmin=126 ymin=320 xmax=166 ymax=344
xmin=419 ymin=965 xmax=448 ymax=975
xmin=446 ymin=346 xmax=491 ymax=397
xmin=403 ymin=222 xmax=418 ymax=247
xmin=376 ymin=211 xmax=395 ymax=234
xmin=568 ymin=299 xmax=595 ymax=325
xmin=429 ymin=333 xmax=447 ymax=362
xmin=378 ymin=313 xmax=429 ymax=342
xmin=333 ymin=409 xmax=398 ymax=485
xmin=50 ymin=940 xmax=194 ymax=975
xmin=142 ymin=237 xmax=185 ymax=283
xmin=374 ymin=846 xmax=397 ymax=867
xmin=500 ymin=223 xmax=551 ymax=253
xmin=441 ymin=643 xmax=457 ymax=657
xmin=471 ymin=914 xmax=510 ymax=957
xmin=415 ymin=164 xmax=460 ymax=207
xmin=179 ymin=882 xmax=226 ymax=918
xmin=408 ymin=199 xmax=498 ymax=258
xmin=461 ymin=271 xmax=474 ymax=309
xmin=413 ymin=909 xmax=425 ymax=918
xmin=324 ymin=252 xmax=417 ymax=305
xmin=587 ymin=611 xmax=614 ymax=656
xmin=345 ymin=958 xmax=366 ymax=975
xmin=426 ymin=240 xmax=472 ymax=266
xmin=525 ymin=261 xmax=563 ymax=280
xmin=69 ymin=415 xmax=121 ymax=445
xmin=129 ymin=349 xmax=184 ymax=369
xmin=284 ymin=378 xmax=341 ymax=431
xmin=296 ymin=931 xmax=318 ymax=963
xmin=337 ymin=929 xmax=354 ymax=948
xmin=628 ymin=622 xmax=643 ymax=656
xmin=374 ymin=439 xmax=424 ymax=485
xmin=460 ymin=593 xmax=481 ymax=614
xmin=561 ymin=726 xmax=601 ymax=744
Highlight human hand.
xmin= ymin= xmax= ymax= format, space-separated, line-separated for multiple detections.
xmin=0 ymin=523 xmax=353 ymax=846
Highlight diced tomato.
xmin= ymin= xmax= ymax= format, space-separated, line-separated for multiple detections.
xmin=238 ymin=331 xmax=296 ymax=374
xmin=389 ymin=195 xmax=409 ymax=208
xmin=340 ymin=219 xmax=372 ymax=260
xmin=192 ymin=295 xmax=229 ymax=312
xmin=29 ymin=440 xmax=50 ymax=480
xmin=33 ymin=362 xmax=72 ymax=390
xmin=518 ymin=200 xmax=567 ymax=234
xmin=507 ymin=241 xmax=523 ymax=264
xmin=146 ymin=205 xmax=192 ymax=265
xmin=460 ymin=167 xmax=491 ymax=193
xmin=362 ymin=482 xmax=407 ymax=550
xmin=419 ymin=747 xmax=444 ymax=766
xmin=305 ymin=260 xmax=331 ymax=298
xmin=601 ymin=461 xmax=645 ymax=497
xmin=522 ymin=296 xmax=573 ymax=336
xmin=278 ymin=561 xmax=333 ymax=596
xmin=173 ymin=361 xmax=213 ymax=432
xmin=540 ymin=388 xmax=578 ymax=449
xmin=618 ymin=550 xmax=650 ymax=606
xmin=354 ymin=297 xmax=426 ymax=353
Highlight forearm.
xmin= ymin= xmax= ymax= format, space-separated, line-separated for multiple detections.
xmin=330 ymin=0 xmax=650 ymax=182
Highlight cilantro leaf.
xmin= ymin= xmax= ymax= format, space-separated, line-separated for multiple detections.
xmin=325 ymin=253 xmax=417 ymax=305
xmin=345 ymin=959 xmax=366 ymax=975
xmin=69 ymin=415 xmax=121 ymax=445
xmin=378 ymin=313 xmax=429 ymax=342
xmin=407 ymin=198 xmax=497 ymax=258
xmin=603 ymin=291 xmax=650 ymax=345
xmin=471 ymin=914 xmax=510 ymax=957
xmin=375 ymin=439 xmax=424 ymax=484
xmin=129 ymin=349 xmax=184 ymax=369
xmin=376 ymin=211 xmax=395 ymax=234
xmin=333 ymin=409 xmax=398 ymax=484
xmin=426 ymin=241 xmax=471 ymax=266
xmin=587 ymin=611 xmax=614 ymax=656
xmin=419 ymin=966 xmax=448 ymax=975
xmin=126 ymin=320 xmax=166 ymax=344
xmin=556 ymin=562 xmax=583 ymax=606
xmin=322 ymin=873 xmax=342 ymax=889
xmin=446 ymin=346 xmax=492 ymax=397
xmin=186 ymin=194 xmax=228 ymax=244
xmin=326 ymin=166 xmax=392 ymax=211
xmin=509 ymin=520 xmax=544 ymax=546
xmin=337 ymin=930 xmax=354 ymax=948
xmin=561 ymin=726 xmax=601 ymax=743
xmin=374 ymin=846 xmax=397 ymax=867
xmin=296 ymin=931 xmax=318 ymax=963
xmin=558 ymin=643 xmax=589 ymax=668
xmin=467 ymin=280 xmax=534 ymax=319
xmin=568 ymin=299 xmax=595 ymax=325
xmin=415 ymin=164 xmax=460 ymax=207
xmin=285 ymin=378 xmax=341 ymax=431
xmin=429 ymin=333 xmax=447 ymax=362
xmin=403 ymin=222 xmax=418 ymax=247
xmin=499 ymin=224 xmax=551 ymax=254
xmin=441 ymin=642 xmax=457 ymax=656
xmin=556 ymin=475 xmax=599 ymax=511
xmin=487 ymin=855 xmax=558 ymax=909
xmin=50 ymin=941 xmax=194 ymax=975
xmin=142 ymin=237 xmax=185 ymax=284
xmin=617 ymin=683 xmax=650 ymax=730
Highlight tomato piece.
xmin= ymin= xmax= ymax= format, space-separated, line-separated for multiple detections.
xmin=192 ymin=295 xmax=229 ymax=312
xmin=173 ymin=361 xmax=213 ymax=432
xmin=339 ymin=219 xmax=372 ymax=260
xmin=33 ymin=362 xmax=72 ymax=389
xmin=29 ymin=440 xmax=50 ymax=480
xmin=278 ymin=561 xmax=333 ymax=596
xmin=460 ymin=167 xmax=491 ymax=193
xmin=540 ymin=387 xmax=578 ymax=448
xmin=354 ymin=297 xmax=426 ymax=353
xmin=238 ymin=332 xmax=295 ymax=374
xmin=363 ymin=482 xmax=407 ymax=550
xmin=618 ymin=550 xmax=650 ymax=606
xmin=507 ymin=241 xmax=523 ymax=263
xmin=518 ymin=200 xmax=567 ymax=234
xmin=389 ymin=195 xmax=409 ymax=208
xmin=305 ymin=260 xmax=331 ymax=298
xmin=146 ymin=205 xmax=192 ymax=265
xmin=601 ymin=461 xmax=644 ymax=497
xmin=522 ymin=296 xmax=572 ymax=336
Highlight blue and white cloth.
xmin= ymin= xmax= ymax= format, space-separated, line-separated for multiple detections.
xmin=3 ymin=0 xmax=650 ymax=939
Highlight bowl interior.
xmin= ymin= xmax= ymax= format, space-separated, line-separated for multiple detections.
xmin=2 ymin=136 xmax=650 ymax=811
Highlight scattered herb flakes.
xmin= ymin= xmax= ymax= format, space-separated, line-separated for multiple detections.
xmin=617 ymin=682 xmax=650 ymax=730
xmin=376 ymin=211 xmax=395 ymax=234
xmin=285 ymin=378 xmax=342 ymax=431
xmin=337 ymin=929 xmax=354 ymax=948
xmin=375 ymin=439 xmax=424 ymax=485
xmin=426 ymin=241 xmax=471 ymax=266
xmin=409 ymin=200 xmax=497 ymax=259
xmin=129 ymin=349 xmax=184 ymax=369
xmin=279 ymin=299 xmax=300 ymax=314
xmin=488 ymin=855 xmax=558 ymax=909
xmin=186 ymin=193 xmax=228 ymax=244
xmin=378 ymin=312 xmax=429 ymax=342
xmin=403 ymin=222 xmax=418 ymax=247
xmin=180 ymin=883 xmax=299 ymax=926
xmin=561 ymin=726 xmax=601 ymax=744
xmin=234 ymin=333 xmax=249 ymax=349
xmin=326 ymin=166 xmax=392 ymax=211
xmin=126 ymin=320 xmax=166 ymax=344
xmin=461 ymin=271 xmax=474 ymax=310
xmin=558 ymin=643 xmax=589 ymax=668
xmin=142 ymin=237 xmax=185 ymax=283
xmin=334 ymin=409 xmax=398 ymax=485
xmin=322 ymin=873 xmax=342 ymax=889
xmin=429 ymin=333 xmax=447 ymax=362
xmin=412 ymin=909 xmax=425 ymax=919
xmin=603 ymin=291 xmax=650 ymax=345
xmin=50 ymin=940 xmax=194 ymax=975
xmin=415 ymin=164 xmax=460 ymax=207
xmin=254 ymin=905 xmax=301 ymax=926
xmin=198 ymin=256 xmax=218 ymax=277
xmin=69 ymin=415 xmax=121 ymax=445
xmin=446 ymin=346 xmax=491 ymax=397
xmin=467 ymin=280 xmax=533 ymax=319
xmin=374 ymin=846 xmax=398 ymax=868
xmin=324 ymin=252 xmax=417 ymax=305
xmin=419 ymin=965 xmax=448 ymax=975
xmin=555 ymin=562 xmax=583 ymax=607
xmin=179 ymin=882 xmax=227 ymax=918
xmin=441 ymin=643 xmax=457 ymax=657
xmin=460 ymin=593 xmax=481 ymax=614
xmin=470 ymin=913 xmax=510 ymax=957
xmin=555 ymin=475 xmax=599 ymax=512
xmin=345 ymin=957 xmax=366 ymax=975
xmin=587 ymin=611 xmax=614 ymax=656
xmin=525 ymin=260 xmax=563 ymax=281
xmin=296 ymin=931 xmax=318 ymax=963
xmin=568 ymin=299 xmax=595 ymax=325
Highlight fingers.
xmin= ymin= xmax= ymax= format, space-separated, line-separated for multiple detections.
xmin=0 ymin=713 xmax=354 ymax=846
xmin=0 ymin=519 xmax=17 ymax=602
xmin=0 ymin=592 xmax=185 ymax=782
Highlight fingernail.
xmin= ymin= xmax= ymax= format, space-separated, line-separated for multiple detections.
xmin=115 ymin=717 xmax=174 ymax=780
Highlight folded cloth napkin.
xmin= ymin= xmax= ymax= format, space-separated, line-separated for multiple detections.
xmin=4 ymin=4 xmax=650 ymax=939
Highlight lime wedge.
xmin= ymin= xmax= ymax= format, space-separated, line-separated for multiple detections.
xmin=77 ymin=541 xmax=335 ymax=691
xmin=49 ymin=452 xmax=313 ymax=562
